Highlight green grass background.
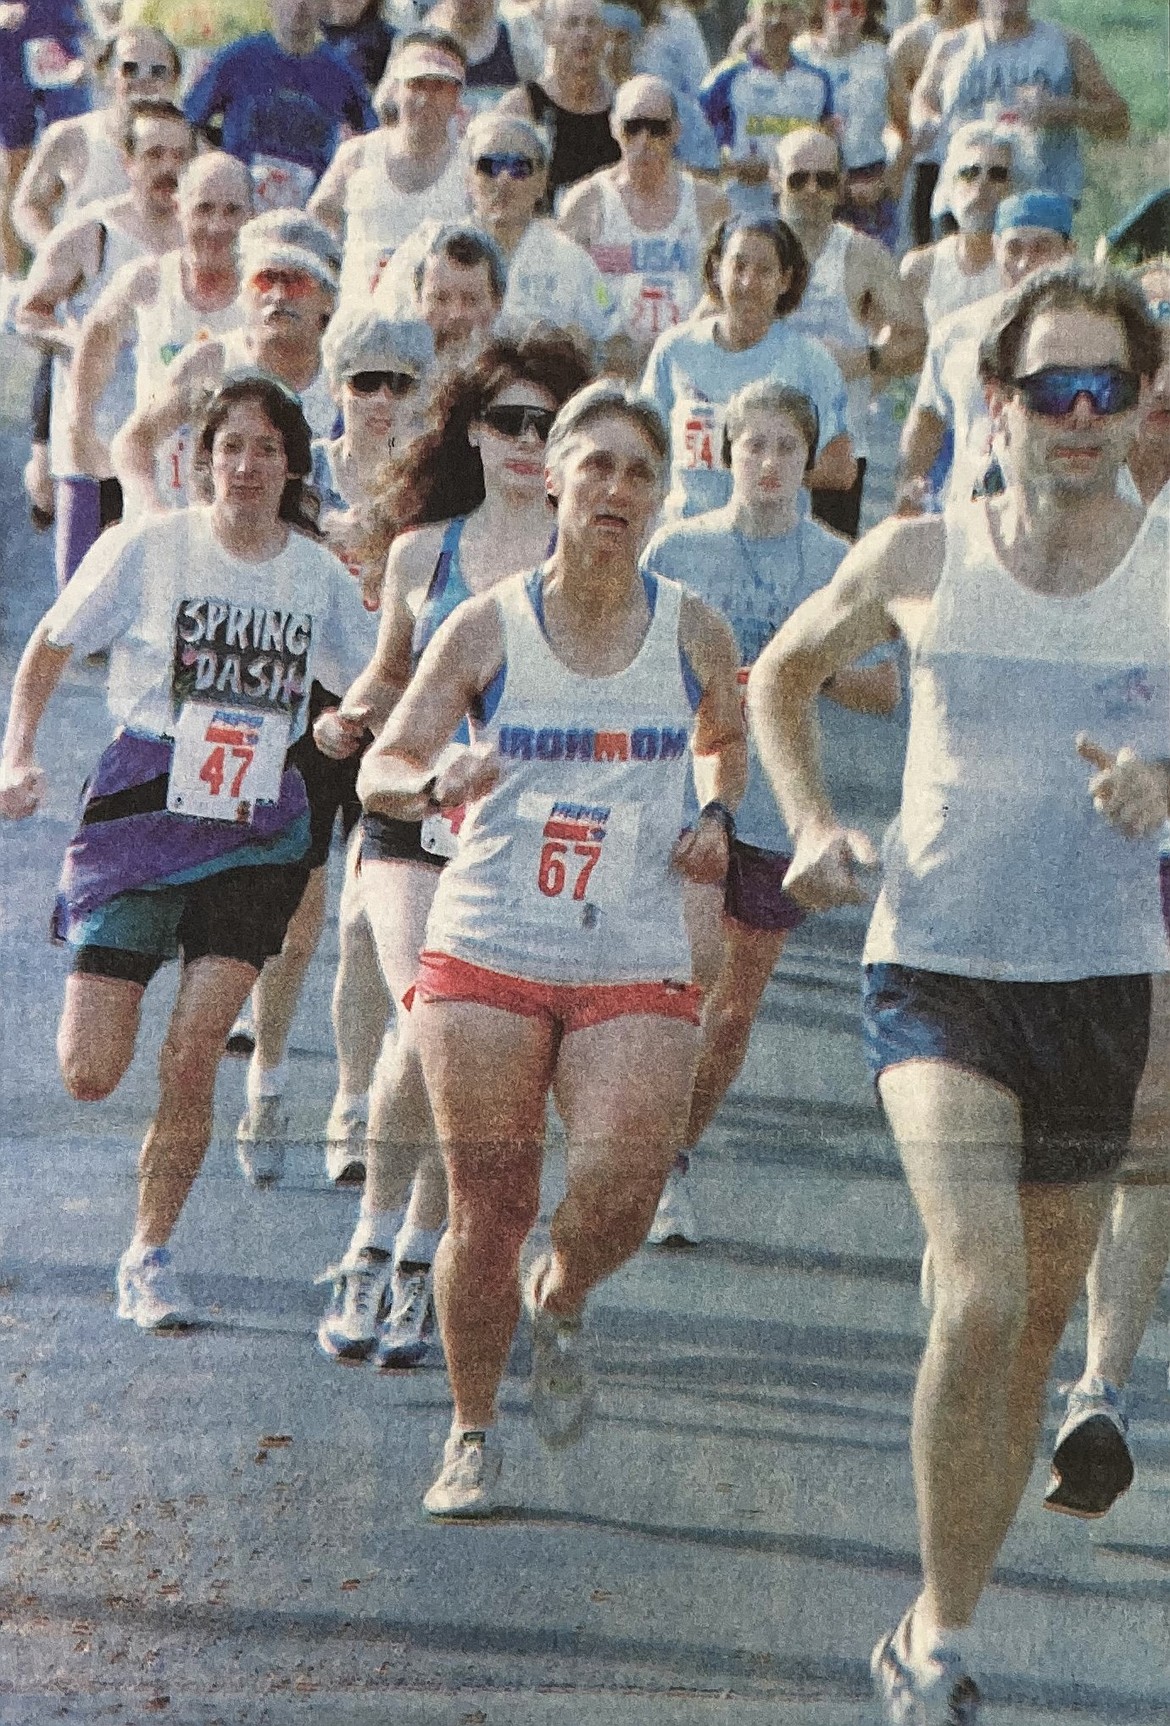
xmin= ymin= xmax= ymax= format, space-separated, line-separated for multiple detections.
xmin=1035 ymin=0 xmax=1169 ymax=245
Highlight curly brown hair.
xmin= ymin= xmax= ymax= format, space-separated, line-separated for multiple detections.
xmin=357 ymin=326 xmax=595 ymax=573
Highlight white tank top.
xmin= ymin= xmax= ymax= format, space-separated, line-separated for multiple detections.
xmin=339 ymin=141 xmax=468 ymax=303
xmin=61 ymin=112 xmax=130 ymax=217
xmin=864 ymin=501 xmax=1170 ymax=982
xmin=922 ymin=234 xmax=1000 ymax=329
xmin=49 ymin=203 xmax=145 ymax=477
xmin=590 ymin=173 xmax=704 ymax=356
xmin=425 ymin=568 xmax=701 ymax=985
xmin=138 ymin=251 xmax=246 ymax=507
xmin=219 ymin=329 xmax=338 ymax=441
xmin=786 ymin=222 xmax=871 ymax=458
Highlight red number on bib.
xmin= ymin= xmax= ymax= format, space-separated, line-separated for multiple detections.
xmin=570 ymin=843 xmax=601 ymax=900
xmin=228 ymin=746 xmax=254 ymax=797
xmin=200 ymin=745 xmax=225 ymax=796
xmin=170 ymin=448 xmax=182 ymax=491
xmin=538 ymin=840 xmax=567 ymax=897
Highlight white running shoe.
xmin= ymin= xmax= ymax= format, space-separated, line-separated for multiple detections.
xmin=224 ymin=1012 xmax=255 ymax=1058
xmin=524 ymin=1255 xmax=593 ymax=1449
xmin=323 ymin=1099 xmax=367 ymax=1187
xmin=422 ymin=1428 xmax=502 ymax=1518
xmin=871 ymin=1611 xmax=981 ymax=1725
xmin=374 ymin=1262 xmax=433 ymax=1369
xmin=236 ymin=1097 xmax=288 ymax=1187
xmin=115 ymin=1246 xmax=195 ymax=1331
xmin=646 ymin=1166 xmax=701 ymax=1247
xmin=315 ymin=1247 xmax=393 ymax=1363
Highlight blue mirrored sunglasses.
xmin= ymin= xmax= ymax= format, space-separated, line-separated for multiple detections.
xmin=1010 ymin=365 xmax=1142 ymax=418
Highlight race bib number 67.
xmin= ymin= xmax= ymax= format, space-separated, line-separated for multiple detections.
xmin=168 ymin=702 xmax=290 ymax=822
xmin=512 ymin=793 xmax=639 ymax=921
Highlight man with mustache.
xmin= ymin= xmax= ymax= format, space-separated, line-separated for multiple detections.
xmin=15 ymin=97 xmax=194 ymax=588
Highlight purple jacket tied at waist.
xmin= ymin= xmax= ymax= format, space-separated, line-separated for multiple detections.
xmin=53 ymin=731 xmax=308 ymax=937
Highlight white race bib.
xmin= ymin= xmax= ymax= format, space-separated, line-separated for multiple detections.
xmin=167 ymin=702 xmax=290 ymax=823
xmin=509 ymin=793 xmax=639 ymax=923
xmin=674 ymin=399 xmax=722 ymax=472
xmin=250 ymin=156 xmax=317 ymax=212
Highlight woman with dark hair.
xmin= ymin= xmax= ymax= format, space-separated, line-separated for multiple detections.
xmin=312 ymin=328 xmax=594 ymax=1372
xmin=641 ymin=213 xmax=856 ymax=520
xmin=0 ymin=377 xmax=375 ymax=1332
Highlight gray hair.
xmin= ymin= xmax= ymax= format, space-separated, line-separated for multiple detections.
xmin=239 ymin=209 xmax=342 ymax=277
xmin=937 ymin=120 xmax=1033 ymax=215
xmin=721 ymin=380 xmax=819 ymax=468
xmin=545 ymin=379 xmax=669 ymax=490
xmin=321 ymin=305 xmax=435 ymax=393
xmin=465 ymin=111 xmax=550 ymax=169
xmin=177 ymin=149 xmax=253 ymax=210
xmin=413 ymin=223 xmax=508 ymax=304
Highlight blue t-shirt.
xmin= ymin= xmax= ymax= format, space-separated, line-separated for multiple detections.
xmin=642 ymin=506 xmax=848 ymax=850
xmin=641 ymin=315 xmax=850 ymax=520
xmin=701 ymin=51 xmax=831 ymax=213
xmin=185 ymin=34 xmax=376 ymax=195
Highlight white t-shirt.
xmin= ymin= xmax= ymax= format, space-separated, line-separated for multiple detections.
xmin=374 ymin=216 xmax=616 ymax=347
xmin=914 ymin=289 xmax=1003 ymax=506
xmin=43 ymin=506 xmax=376 ymax=741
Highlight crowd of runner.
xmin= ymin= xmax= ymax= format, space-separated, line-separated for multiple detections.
xmin=0 ymin=0 xmax=1167 ymax=1718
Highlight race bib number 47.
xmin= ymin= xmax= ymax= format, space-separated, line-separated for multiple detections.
xmin=512 ymin=794 xmax=639 ymax=922
xmin=167 ymin=703 xmax=290 ymax=822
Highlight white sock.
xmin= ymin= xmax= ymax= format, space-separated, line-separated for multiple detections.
xmin=350 ymin=1204 xmax=405 ymax=1258
xmin=247 ymin=1058 xmax=287 ymax=1105
xmin=333 ymin=1090 xmax=368 ymax=1119
xmin=395 ymin=1223 xmax=443 ymax=1268
xmin=126 ymin=1231 xmax=164 ymax=1263
xmin=908 ymin=1597 xmax=971 ymax=1671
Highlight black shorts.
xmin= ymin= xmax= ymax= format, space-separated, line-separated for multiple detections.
xmin=359 ymin=810 xmax=445 ymax=870
xmin=723 ymin=838 xmax=805 ymax=933
xmin=861 ymin=963 xmax=1153 ymax=1184
xmin=287 ymin=684 xmax=363 ymax=869
xmin=72 ymin=859 xmax=312 ymax=988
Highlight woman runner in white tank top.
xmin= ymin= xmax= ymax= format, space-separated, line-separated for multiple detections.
xmin=356 ymin=381 xmax=745 ymax=1516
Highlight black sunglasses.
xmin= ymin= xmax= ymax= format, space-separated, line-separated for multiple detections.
xmin=479 ymin=403 xmax=557 ymax=441
xmin=955 ymin=163 xmax=1011 ymax=183
xmin=785 ymin=169 xmax=839 ymax=191
xmin=474 ymin=153 xmax=536 ymax=180
xmin=119 ymin=59 xmax=173 ymax=78
xmin=348 ymin=370 xmax=418 ymax=396
xmin=1009 ymin=365 xmax=1142 ymax=419
xmin=620 ymin=116 xmax=673 ymax=139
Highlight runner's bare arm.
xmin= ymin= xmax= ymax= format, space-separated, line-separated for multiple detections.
xmin=897 ymin=401 xmax=947 ymax=511
xmin=68 ymin=258 xmax=158 ymax=475
xmin=853 ymin=233 xmax=927 ymax=380
xmin=111 ymin=338 xmax=224 ymax=510
xmin=807 ymin=431 xmax=856 ymax=494
xmin=13 ymin=218 xmax=99 ymax=353
xmin=748 ymin=516 xmax=939 ymax=905
xmin=673 ymin=595 xmax=746 ymax=884
xmin=306 ymin=135 xmax=363 ymax=238
xmin=824 ymin=657 xmax=900 ymax=716
xmin=0 ymin=623 xmax=72 ymax=819
xmin=1018 ymin=31 xmax=1128 ymax=140
xmin=11 ymin=120 xmax=77 ymax=248
xmin=556 ymin=177 xmax=603 ymax=250
xmin=356 ymin=595 xmax=507 ymax=819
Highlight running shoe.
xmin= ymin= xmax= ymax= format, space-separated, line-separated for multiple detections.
xmin=524 ymin=1254 xmax=593 ymax=1449
xmin=323 ymin=1099 xmax=367 ymax=1187
xmin=1044 ymin=1376 xmax=1134 ymax=1519
xmin=646 ymin=1165 xmax=701 ymax=1247
xmin=115 ymin=1246 xmax=195 ymax=1332
xmin=374 ymin=1262 xmax=433 ymax=1369
xmin=235 ymin=1097 xmax=287 ymax=1187
xmin=871 ymin=1611 xmax=981 ymax=1725
xmin=315 ymin=1246 xmax=393 ymax=1363
xmin=423 ymin=1428 xmax=502 ymax=1518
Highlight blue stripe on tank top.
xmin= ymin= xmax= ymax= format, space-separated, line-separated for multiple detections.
xmin=524 ymin=566 xmax=702 ymax=710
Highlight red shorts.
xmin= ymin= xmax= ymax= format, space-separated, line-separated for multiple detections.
xmin=407 ymin=950 xmax=702 ymax=1035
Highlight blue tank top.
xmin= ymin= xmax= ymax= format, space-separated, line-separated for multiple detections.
xmin=411 ymin=515 xmax=474 ymax=746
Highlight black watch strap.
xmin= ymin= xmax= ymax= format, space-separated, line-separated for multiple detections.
xmin=699 ymin=799 xmax=736 ymax=839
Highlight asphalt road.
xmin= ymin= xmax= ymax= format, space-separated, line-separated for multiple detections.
xmin=0 ymin=335 xmax=1167 ymax=1726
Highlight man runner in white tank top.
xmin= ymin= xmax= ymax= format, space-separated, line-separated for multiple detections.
xmin=68 ymin=152 xmax=253 ymax=508
xmin=749 ymin=262 xmax=1170 ymax=1724
xmin=558 ymin=75 xmax=728 ymax=377
xmin=357 ymin=382 xmax=746 ymax=1517
xmin=899 ymin=120 xmax=1016 ymax=331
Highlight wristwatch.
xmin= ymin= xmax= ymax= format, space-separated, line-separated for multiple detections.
xmin=698 ymin=799 xmax=736 ymax=840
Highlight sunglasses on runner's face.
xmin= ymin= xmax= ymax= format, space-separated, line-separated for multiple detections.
xmin=479 ymin=403 xmax=557 ymax=440
xmin=348 ymin=369 xmax=418 ymax=396
xmin=956 ymin=162 xmax=1011 ymax=183
xmin=119 ymin=59 xmax=174 ymax=78
xmin=251 ymin=268 xmax=317 ymax=297
xmin=475 ymin=153 xmax=536 ymax=180
xmin=1010 ymin=365 xmax=1142 ymax=418
xmin=621 ymin=116 xmax=673 ymax=139
xmin=785 ymin=169 xmax=839 ymax=190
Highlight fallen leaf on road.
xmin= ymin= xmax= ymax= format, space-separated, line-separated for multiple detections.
xmin=261 ymin=1435 xmax=293 ymax=1447
xmin=590 ymin=1590 xmax=612 ymax=1602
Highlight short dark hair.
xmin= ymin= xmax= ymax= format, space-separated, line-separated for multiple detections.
xmin=121 ymin=96 xmax=191 ymax=156
xmin=978 ymin=260 xmax=1165 ymax=387
xmin=197 ymin=375 xmax=317 ymax=531
xmin=415 ymin=224 xmax=507 ymax=304
xmin=703 ymin=216 xmax=809 ymax=318
xmin=721 ymin=381 xmax=820 ymax=469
